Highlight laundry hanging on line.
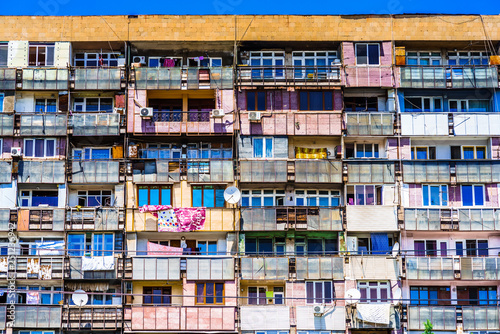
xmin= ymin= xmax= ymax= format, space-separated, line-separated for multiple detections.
xmin=139 ymin=205 xmax=206 ymax=232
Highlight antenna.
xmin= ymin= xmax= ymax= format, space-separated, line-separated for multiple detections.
xmin=345 ymin=289 xmax=361 ymax=305
xmin=393 ymin=287 xmax=402 ymax=304
xmin=224 ymin=186 xmax=241 ymax=204
xmin=71 ymin=289 xmax=88 ymax=307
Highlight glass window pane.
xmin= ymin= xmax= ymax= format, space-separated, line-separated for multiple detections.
xmin=253 ymin=138 xmax=263 ymax=158
xmin=474 ymin=186 xmax=484 ymax=206
xmin=462 ymin=185 xmax=473 ymax=206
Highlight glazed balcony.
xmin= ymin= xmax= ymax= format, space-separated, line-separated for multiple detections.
xmin=240 ymin=207 xmax=342 ymax=231
xmin=131 ymin=257 xmax=181 ymax=280
xmin=398 ymin=66 xmax=498 ymax=89
xmin=0 ymin=161 xmax=12 ymax=183
xmin=0 ymin=209 xmax=14 ymax=231
xmin=18 ymin=160 xmax=66 ymax=183
xmin=18 ymin=113 xmax=67 ymax=136
xmin=296 ymin=305 xmax=346 ymax=331
xmin=66 ymin=207 xmax=124 ymax=231
xmin=125 ymin=305 xmax=236 ymax=332
xmin=345 ymin=112 xmax=395 ymax=136
xmin=343 ymin=65 xmax=394 ymax=87
xmin=346 ymin=206 xmax=398 ymax=231
xmin=69 ymin=159 xmax=123 ymax=183
xmin=240 ymin=306 xmax=290 ymax=331
xmin=186 ymin=159 xmax=234 ymax=183
xmin=346 ymin=161 xmax=396 ymax=183
xmin=69 ymin=113 xmax=121 ymax=136
xmin=346 ymin=256 xmax=400 ymax=280
xmin=21 ymin=68 xmax=68 ymax=90
xmin=295 ymin=256 xmax=344 ymax=280
xmin=0 ymin=256 xmax=64 ymax=280
xmin=13 ymin=305 xmax=62 ymax=328
xmin=186 ymin=257 xmax=235 ymax=280
xmin=72 ymin=67 xmax=125 ymax=90
xmin=65 ymin=256 xmax=118 ymax=280
xmin=404 ymin=208 xmax=500 ymax=231
xmin=128 ymin=208 xmax=235 ymax=232
xmin=408 ymin=306 xmax=500 ymax=331
xmin=62 ymin=306 xmax=123 ymax=330
xmin=350 ymin=304 xmax=400 ymax=329
xmin=236 ymin=65 xmax=342 ymax=87
xmin=0 ymin=68 xmax=16 ymax=90
xmin=0 ymin=113 xmax=15 ymax=136
xmin=240 ymin=257 xmax=289 ymax=280
xmin=17 ymin=208 xmax=65 ymax=231
xmin=131 ymin=159 xmax=181 ymax=183
xmin=405 ymin=256 xmax=500 ymax=280
xmin=239 ymin=111 xmax=342 ymax=136
xmin=402 ymin=160 xmax=500 ymax=183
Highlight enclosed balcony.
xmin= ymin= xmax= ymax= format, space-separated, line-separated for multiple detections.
xmin=186 ymin=159 xmax=234 ymax=182
xmin=17 ymin=208 xmax=65 ymax=231
xmin=66 ymin=207 xmax=124 ymax=230
xmin=19 ymin=113 xmax=67 ymax=136
xmin=343 ymin=66 xmax=394 ymax=87
xmin=0 ymin=113 xmax=15 ymax=136
xmin=69 ymin=113 xmax=121 ymax=136
xmin=408 ymin=306 xmax=500 ymax=331
xmin=13 ymin=305 xmax=62 ymax=328
xmin=62 ymin=306 xmax=123 ymax=330
xmin=186 ymin=257 xmax=235 ymax=280
xmin=21 ymin=68 xmax=68 ymax=90
xmin=240 ymin=207 xmax=342 ymax=231
xmin=2 ymin=256 xmax=64 ymax=280
xmin=295 ymin=256 xmax=344 ymax=280
xmin=405 ymin=257 xmax=500 ymax=280
xmin=346 ymin=161 xmax=396 ymax=183
xmin=404 ymin=208 xmax=500 ymax=231
xmin=398 ymin=66 xmax=498 ymax=89
xmin=70 ymin=160 xmax=122 ymax=183
xmin=345 ymin=112 xmax=394 ymax=136
xmin=72 ymin=67 xmax=124 ymax=90
xmin=125 ymin=306 xmax=236 ymax=332
xmin=0 ymin=68 xmax=16 ymax=90
xmin=346 ymin=206 xmax=398 ymax=231
xmin=240 ymin=306 xmax=290 ymax=331
xmin=403 ymin=161 xmax=500 ymax=183
xmin=400 ymin=113 xmax=450 ymax=136
xmin=18 ymin=160 xmax=66 ymax=183
xmin=296 ymin=305 xmax=346 ymax=331
xmin=65 ymin=256 xmax=118 ymax=280
xmin=131 ymin=160 xmax=181 ymax=183
xmin=0 ymin=209 xmax=13 ymax=231
xmin=453 ymin=113 xmax=500 ymax=136
xmin=131 ymin=257 xmax=181 ymax=280
xmin=350 ymin=304 xmax=400 ymax=329
xmin=346 ymin=256 xmax=400 ymax=280
xmin=0 ymin=161 xmax=12 ymax=183
xmin=240 ymin=257 xmax=289 ymax=280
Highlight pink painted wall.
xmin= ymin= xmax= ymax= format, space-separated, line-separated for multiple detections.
xmin=449 ymin=186 xmax=461 ymax=207
xmin=1 ymin=137 xmax=65 ymax=159
xmin=386 ymin=138 xmax=398 ymax=159
xmin=400 ymin=138 xmax=411 ymax=159
xmin=485 ymin=184 xmax=498 ymax=207
xmin=409 ymin=184 xmax=422 ymax=207
xmin=492 ymin=138 xmax=500 ymax=159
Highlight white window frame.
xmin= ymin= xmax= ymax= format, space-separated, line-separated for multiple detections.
xmin=355 ymin=43 xmax=380 ymax=66
xmin=248 ymin=286 xmax=268 ymax=305
xmin=295 ymin=190 xmax=341 ymax=207
xmin=19 ymin=189 xmax=58 ymax=207
xmin=461 ymin=184 xmax=485 ymax=207
xmin=358 ymin=281 xmax=391 ymax=302
xmin=73 ymin=52 xmax=120 ymax=67
xmin=0 ymin=138 xmax=3 ymax=155
xmin=461 ymin=146 xmax=487 ymax=159
xmin=455 ymin=239 xmax=489 ymax=257
xmin=28 ymin=44 xmax=55 ymax=66
xmin=92 ymin=232 xmax=114 ymax=257
xmin=448 ymin=99 xmax=490 ymax=112
xmin=186 ymin=142 xmax=232 ymax=159
xmin=414 ymin=239 xmax=449 ymax=256
xmin=305 ymin=281 xmax=334 ymax=304
xmin=35 ymin=98 xmax=57 ymax=113
xmin=355 ymin=143 xmax=380 ymax=158
xmin=23 ymin=138 xmax=56 ymax=158
xmin=252 ymin=137 xmax=273 ymax=158
xmin=447 ymin=51 xmax=490 ymax=65
xmin=347 ymin=185 xmax=382 ymax=206
xmin=241 ymin=189 xmax=286 ymax=207
xmin=406 ymin=51 xmax=442 ymax=66
xmin=422 ymin=184 xmax=448 ymax=207
xmin=147 ymin=56 xmax=183 ymax=67
xmin=256 ymin=331 xmax=288 ymax=334
xmin=249 ymin=51 xmax=285 ymax=78
xmin=292 ymin=51 xmax=338 ymax=78
xmin=411 ymin=146 xmax=436 ymax=160
xmin=77 ymin=190 xmax=113 ymax=207
xmin=72 ymin=97 xmax=114 ymax=112
xmin=18 ymin=237 xmax=64 ymax=256
xmin=405 ymin=96 xmax=443 ymax=112
xmin=187 ymin=57 xmax=222 ymax=67
xmin=196 ymin=240 xmax=218 ymax=255
xmin=142 ymin=143 xmax=182 ymax=159
xmin=273 ymin=286 xmax=284 ymax=305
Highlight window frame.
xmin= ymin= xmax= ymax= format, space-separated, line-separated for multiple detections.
xmin=461 ymin=184 xmax=485 ymax=207
xmin=24 ymin=138 xmax=56 ymax=158
xmin=73 ymin=52 xmax=120 ymax=67
xmin=404 ymin=96 xmax=443 ymax=112
xmin=248 ymin=286 xmax=268 ymax=305
xmin=298 ymin=91 xmax=334 ymax=111
xmin=462 ymin=146 xmax=487 ymax=159
xmin=137 ymin=185 xmax=172 ymax=207
xmin=252 ymin=137 xmax=273 ymax=158
xmin=143 ymin=286 xmax=172 ymax=305
xmin=406 ymin=51 xmax=442 ymax=66
xmin=19 ymin=189 xmax=59 ymax=207
xmin=0 ymin=93 xmax=4 ymax=112
xmin=72 ymin=147 xmax=112 ymax=160
xmin=347 ymin=185 xmax=382 ymax=206
xmin=411 ymin=146 xmax=436 ymax=160
xmin=355 ymin=43 xmax=380 ymax=66
xmin=0 ymin=44 xmax=7 ymax=67
xmin=447 ymin=51 xmax=490 ymax=66
xmin=72 ymin=97 xmax=114 ymax=113
xmin=422 ymin=184 xmax=448 ymax=207
xmin=414 ymin=239 xmax=449 ymax=257
xmin=246 ymin=91 xmax=266 ymax=111
xmin=196 ymin=240 xmax=218 ymax=255
xmin=187 ymin=57 xmax=222 ymax=67
xmin=92 ymin=232 xmax=114 ymax=257
xmin=354 ymin=143 xmax=380 ymax=158
xmin=241 ymin=189 xmax=286 ymax=207
xmin=448 ymin=99 xmax=490 ymax=112
xmin=35 ymin=98 xmax=57 ymax=113
xmin=455 ymin=239 xmax=489 ymax=257
xmin=77 ymin=190 xmax=113 ymax=207
xmin=305 ymin=281 xmax=334 ymax=304
xmin=358 ymin=281 xmax=391 ymax=303
xmin=192 ymin=185 xmax=225 ymax=208
xmin=28 ymin=43 xmax=55 ymax=67
xmin=195 ymin=282 xmax=225 ymax=305
xmin=295 ymin=190 xmax=341 ymax=207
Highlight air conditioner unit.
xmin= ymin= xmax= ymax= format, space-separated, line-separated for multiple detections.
xmin=132 ymin=56 xmax=146 ymax=65
xmin=11 ymin=147 xmax=21 ymax=157
xmin=313 ymin=305 xmax=325 ymax=316
xmin=140 ymin=107 xmax=153 ymax=118
xmin=211 ymin=109 xmax=225 ymax=118
xmin=248 ymin=111 xmax=262 ymax=122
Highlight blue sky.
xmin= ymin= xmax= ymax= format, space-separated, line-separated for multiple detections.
xmin=2 ymin=0 xmax=500 ymax=16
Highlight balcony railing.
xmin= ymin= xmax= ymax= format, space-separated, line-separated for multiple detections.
xmin=13 ymin=305 xmax=62 ymax=328
xmin=239 ymin=160 xmax=288 ymax=183
xmin=406 ymin=256 xmax=500 ymax=280
xmin=343 ymin=65 xmax=394 ymax=87
xmin=454 ymin=113 xmax=500 ymax=136
xmin=0 ymin=68 xmax=16 ymax=90
xmin=456 ymin=161 xmax=500 ymax=183
xmin=240 ymin=207 xmax=342 ymax=231
xmin=187 ymin=159 xmax=234 ymax=182
xmin=404 ymin=208 xmax=500 ymax=231
xmin=400 ymin=112 xmax=450 ymax=136
xmin=131 ymin=160 xmax=181 ymax=182
xmin=18 ymin=160 xmax=66 ymax=183
xmin=19 ymin=113 xmax=67 ymax=136
xmin=18 ymin=208 xmax=65 ymax=231
xmin=240 ymin=257 xmax=289 ymax=280
xmin=346 ymin=161 xmax=396 ymax=183
xmin=345 ymin=112 xmax=394 ymax=136
xmin=1 ymin=256 xmax=64 ymax=280
xmin=125 ymin=305 xmax=236 ymax=331
xmin=73 ymin=67 xmax=123 ymax=90
xmin=351 ymin=304 xmax=400 ymax=329
xmin=347 ymin=256 xmax=400 ymax=280
xmin=346 ymin=206 xmax=398 ymax=231
xmin=295 ymin=256 xmax=344 ymax=280
xmin=236 ymin=65 xmax=342 ymax=86
xmin=240 ymin=306 xmax=290 ymax=330
xmin=0 ymin=161 xmax=12 ymax=184
xmin=63 ymin=306 xmax=123 ymax=330
xmin=402 ymin=160 xmax=500 ymax=183
xmin=70 ymin=160 xmax=121 ymax=183
xmin=65 ymin=256 xmax=117 ymax=280
xmin=69 ymin=113 xmax=121 ymax=136
xmin=402 ymin=161 xmax=451 ymax=183
xmin=131 ymin=257 xmax=181 ymax=280
xmin=408 ymin=306 xmax=500 ymax=331
xmin=0 ymin=113 xmax=14 ymax=136
xmin=398 ymin=66 xmax=499 ymax=89
xmin=22 ymin=68 xmax=68 ymax=90
xmin=186 ymin=257 xmax=235 ymax=280
xmin=66 ymin=207 xmax=123 ymax=230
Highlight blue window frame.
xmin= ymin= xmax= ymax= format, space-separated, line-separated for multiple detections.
xmin=462 ymin=185 xmax=484 ymax=206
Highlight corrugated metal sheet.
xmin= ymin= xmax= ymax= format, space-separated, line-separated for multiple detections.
xmin=346 ymin=206 xmax=398 ymax=231
xmin=240 ymin=306 xmax=290 ymax=330
xmin=132 ymin=257 xmax=181 ymax=280
xmin=296 ymin=305 xmax=345 ymax=330
xmin=347 ymin=257 xmax=399 ymax=280
xmin=186 ymin=258 xmax=234 ymax=280
xmin=400 ymin=113 xmax=449 ymax=136
xmin=454 ymin=113 xmax=500 ymax=136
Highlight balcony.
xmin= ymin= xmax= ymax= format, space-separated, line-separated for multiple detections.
xmin=405 ymin=257 xmax=500 ymax=280
xmin=350 ymin=304 xmax=400 ymax=329
xmin=13 ymin=305 xmax=62 ymax=328
xmin=129 ymin=208 xmax=235 ymax=232
xmin=186 ymin=258 xmax=235 ymax=280
xmin=187 ymin=159 xmax=234 ymax=182
xmin=73 ymin=67 xmax=124 ymax=90
xmin=346 ymin=161 xmax=396 ymax=183
xmin=343 ymin=65 xmax=394 ymax=87
xmin=296 ymin=305 xmax=345 ymax=331
xmin=239 ymin=112 xmax=343 ymax=136
xmin=295 ymin=256 xmax=344 ymax=280
xmin=240 ymin=207 xmax=342 ymax=231
xmin=408 ymin=306 xmax=500 ymax=331
xmin=131 ymin=257 xmax=181 ymax=280
xmin=17 ymin=208 xmax=65 ymax=231
xmin=454 ymin=113 xmax=500 ymax=136
xmin=346 ymin=206 xmax=398 ymax=231
xmin=346 ymin=256 xmax=400 ymax=280
xmin=400 ymin=113 xmax=450 ymax=136
xmin=240 ymin=306 xmax=290 ymax=330
xmin=0 ymin=113 xmax=14 ymax=135
xmin=402 ymin=161 xmax=451 ymax=183
xmin=62 ymin=306 xmax=123 ymax=330
xmin=125 ymin=305 xmax=236 ymax=332
xmin=1 ymin=256 xmax=64 ymax=280
xmin=131 ymin=160 xmax=181 ymax=182
xmin=22 ymin=68 xmax=68 ymax=90
xmin=66 ymin=207 xmax=124 ymax=230
xmin=345 ymin=112 xmax=394 ymax=136
xmin=18 ymin=160 xmax=66 ymax=183
xmin=404 ymin=208 xmax=500 ymax=231
xmin=70 ymin=160 xmax=122 ymax=183
xmin=0 ymin=161 xmax=12 ymax=183
xmin=0 ymin=209 xmax=13 ymax=231
xmin=69 ymin=113 xmax=121 ymax=136
xmin=398 ymin=66 xmax=498 ymax=89
xmin=0 ymin=68 xmax=16 ymax=90
xmin=19 ymin=113 xmax=67 ymax=136
xmin=240 ymin=257 xmax=289 ymax=280
xmin=236 ymin=65 xmax=342 ymax=87
xmin=456 ymin=161 xmax=500 ymax=183
xmin=65 ymin=256 xmax=117 ymax=280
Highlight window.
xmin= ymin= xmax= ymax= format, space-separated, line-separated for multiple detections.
xmin=140 ymin=143 xmax=182 ymax=159
xmin=186 ymin=142 xmax=232 ymax=159
xmin=247 ymin=91 xmax=266 ymax=111
xmin=273 ymin=287 xmax=284 ymax=305
xmin=299 ymin=91 xmax=334 ymax=111
xmin=410 ymin=286 xmax=450 ymax=305
xmin=188 ymin=99 xmax=213 ymax=122
xmin=138 ymin=185 xmax=171 ymax=207
xmin=344 ymin=97 xmax=378 ymax=111
xmin=35 ymin=99 xmax=57 ymax=113
xmin=20 ymin=190 xmax=58 ymax=207
xmin=462 ymin=146 xmax=486 ymax=159
xmin=196 ymin=283 xmax=224 ymax=304
xmin=241 ymin=189 xmax=286 ymax=207
xmin=74 ymin=52 xmax=120 ymax=67
xmin=148 ymin=57 xmax=182 ymax=67
xmin=355 ymin=234 xmax=394 ymax=255
xmin=24 ymin=138 xmax=56 ymax=158
xmin=78 ymin=190 xmax=112 ymax=207
xmin=73 ymin=97 xmax=114 ymax=112
xmin=29 ymin=44 xmax=55 ymax=66
xmin=456 ymin=240 xmax=489 ymax=257
xmin=72 ymin=147 xmax=111 ymax=160
xmin=197 ymin=241 xmax=218 ymax=255
xmin=192 ymin=185 xmax=225 ymax=208
xmin=0 ymin=44 xmax=7 ymax=66
xmin=449 ymin=100 xmax=490 ymax=112
xmin=292 ymin=51 xmax=338 ymax=78
xmin=93 ymin=233 xmax=114 ymax=256
xmin=456 ymin=286 xmax=497 ymax=305
xmin=462 ymin=185 xmax=484 ymax=206
xmin=422 ymin=185 xmax=448 ymax=206
xmin=0 ymin=93 xmax=4 ymax=112
xmin=414 ymin=240 xmax=448 ymax=257
xmin=347 ymin=185 xmax=382 ymax=205
xmin=355 ymin=43 xmax=380 ymax=65
xmin=40 ymin=286 xmax=63 ymax=305
xmin=245 ymin=238 xmax=273 ymax=255
xmin=248 ymin=287 xmax=267 ymax=305
xmin=404 ymin=97 xmax=442 ymax=112
xmin=306 ymin=238 xmax=337 ymax=255
xmin=295 ymin=190 xmax=341 ymax=207
xmin=143 ymin=287 xmax=171 ymax=305
xmin=249 ymin=51 xmax=285 ymax=78
xmin=306 ymin=281 xmax=333 ymax=304
xmin=253 ymin=137 xmax=273 ymax=158
xmin=411 ymin=147 xmax=436 ymax=160
xmin=68 ymin=233 xmax=114 ymax=257
xmin=88 ymin=289 xmax=117 ymax=305
xmin=187 ymin=57 xmax=222 ymax=67
xmin=447 ymin=51 xmax=490 ymax=65
xmin=358 ymin=281 xmax=390 ymax=302
xmin=149 ymin=99 xmax=182 ymax=122
xmin=406 ymin=51 xmax=442 ymax=66
xmin=354 ymin=144 xmax=379 ymax=158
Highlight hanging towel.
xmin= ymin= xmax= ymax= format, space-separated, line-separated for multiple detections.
xmin=356 ymin=303 xmax=391 ymax=324
xmin=147 ymin=242 xmax=183 ymax=255
xmin=174 ymin=207 xmax=206 ymax=231
xmin=140 ymin=205 xmax=206 ymax=232
xmin=81 ymin=256 xmax=115 ymax=271
xmin=157 ymin=209 xmax=179 ymax=232
xmin=371 ymin=233 xmax=390 ymax=255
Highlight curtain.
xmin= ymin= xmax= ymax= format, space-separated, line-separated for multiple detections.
xmin=371 ymin=233 xmax=389 ymax=255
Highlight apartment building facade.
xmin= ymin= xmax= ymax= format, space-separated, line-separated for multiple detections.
xmin=0 ymin=13 xmax=498 ymax=334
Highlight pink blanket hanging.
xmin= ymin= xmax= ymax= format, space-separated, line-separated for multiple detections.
xmin=140 ymin=205 xmax=206 ymax=232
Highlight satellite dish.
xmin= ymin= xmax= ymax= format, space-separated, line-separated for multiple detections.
xmin=71 ymin=289 xmax=88 ymax=307
xmin=393 ymin=287 xmax=402 ymax=303
xmin=345 ymin=289 xmax=361 ymax=305
xmin=224 ymin=186 xmax=241 ymax=204
xmin=392 ymin=242 xmax=400 ymax=257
